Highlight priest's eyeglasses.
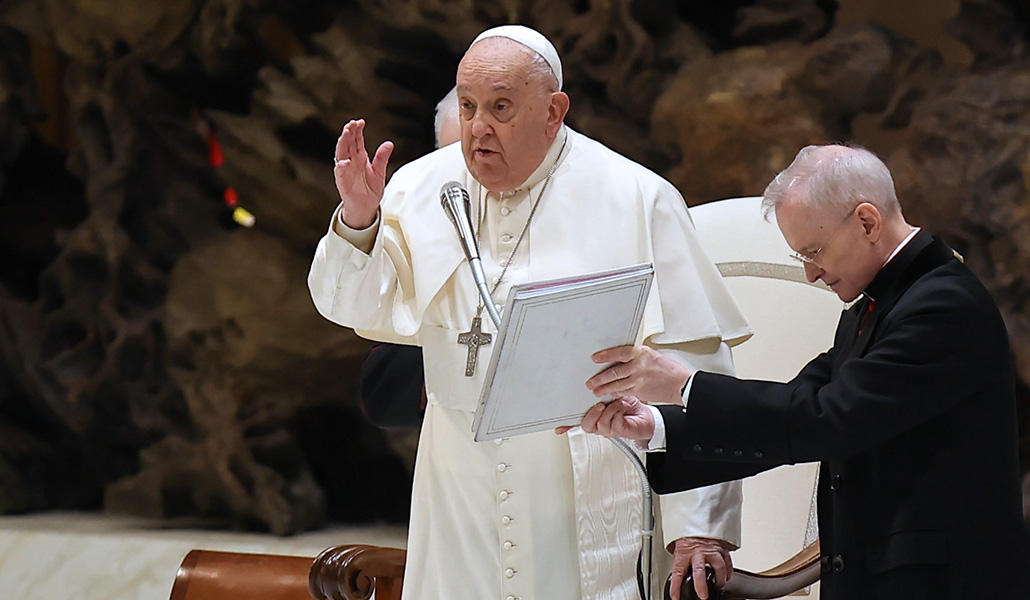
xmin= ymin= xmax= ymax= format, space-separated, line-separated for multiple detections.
xmin=789 ymin=205 xmax=859 ymax=266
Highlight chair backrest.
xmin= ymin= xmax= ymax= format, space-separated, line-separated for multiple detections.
xmin=689 ymin=196 xmax=845 ymax=599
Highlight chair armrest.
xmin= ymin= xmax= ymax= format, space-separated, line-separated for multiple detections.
xmin=668 ymin=541 xmax=821 ymax=600
xmin=169 ymin=549 xmax=315 ymax=600
xmin=309 ymin=544 xmax=407 ymax=600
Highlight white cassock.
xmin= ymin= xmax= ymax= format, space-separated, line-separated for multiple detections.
xmin=309 ymin=126 xmax=753 ymax=600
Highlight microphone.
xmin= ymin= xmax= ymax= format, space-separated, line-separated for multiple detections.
xmin=440 ymin=181 xmax=479 ymax=261
xmin=440 ymin=181 xmax=502 ymax=328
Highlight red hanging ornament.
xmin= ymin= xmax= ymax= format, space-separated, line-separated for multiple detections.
xmin=223 ymin=186 xmax=239 ymax=207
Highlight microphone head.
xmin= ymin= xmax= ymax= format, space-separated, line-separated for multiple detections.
xmin=440 ymin=180 xmax=468 ymax=200
xmin=440 ymin=181 xmax=479 ymax=261
xmin=440 ymin=181 xmax=470 ymax=224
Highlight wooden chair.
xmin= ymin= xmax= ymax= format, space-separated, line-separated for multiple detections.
xmin=308 ymin=545 xmax=406 ymax=600
xmin=169 ymin=549 xmax=314 ymax=600
xmin=672 ymin=543 xmax=821 ymax=600
xmin=169 ymin=545 xmax=406 ymax=600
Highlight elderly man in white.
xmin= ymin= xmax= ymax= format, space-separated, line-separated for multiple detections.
xmin=309 ymin=25 xmax=752 ymax=600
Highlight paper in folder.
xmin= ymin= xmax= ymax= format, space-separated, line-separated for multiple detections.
xmin=472 ymin=262 xmax=654 ymax=442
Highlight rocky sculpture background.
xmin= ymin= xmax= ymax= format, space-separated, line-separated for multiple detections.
xmin=0 ymin=0 xmax=1028 ymax=534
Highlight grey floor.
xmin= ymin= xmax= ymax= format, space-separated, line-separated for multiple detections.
xmin=0 ymin=512 xmax=407 ymax=600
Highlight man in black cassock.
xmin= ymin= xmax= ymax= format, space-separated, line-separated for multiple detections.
xmin=571 ymin=144 xmax=1030 ymax=600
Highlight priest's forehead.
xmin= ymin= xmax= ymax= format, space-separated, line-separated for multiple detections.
xmin=458 ymin=38 xmax=558 ymax=92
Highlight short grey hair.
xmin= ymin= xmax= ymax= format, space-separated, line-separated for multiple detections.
xmin=434 ymin=86 xmax=458 ymax=147
xmin=524 ymin=49 xmax=559 ymax=92
xmin=761 ymin=144 xmax=901 ymax=221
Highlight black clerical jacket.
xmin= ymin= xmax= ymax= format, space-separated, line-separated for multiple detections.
xmin=358 ymin=343 xmax=425 ymax=429
xmin=649 ymin=231 xmax=1030 ymax=599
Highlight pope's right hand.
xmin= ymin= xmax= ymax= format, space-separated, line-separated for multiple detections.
xmin=333 ymin=119 xmax=394 ymax=229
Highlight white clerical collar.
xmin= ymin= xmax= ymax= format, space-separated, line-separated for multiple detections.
xmin=505 ymin=126 xmax=569 ymax=195
xmin=883 ymin=226 xmax=921 ymax=267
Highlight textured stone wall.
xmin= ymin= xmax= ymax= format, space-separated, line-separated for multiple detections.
xmin=0 ymin=0 xmax=1028 ymax=533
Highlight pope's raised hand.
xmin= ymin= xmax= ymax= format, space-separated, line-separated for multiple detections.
xmin=333 ymin=119 xmax=395 ymax=229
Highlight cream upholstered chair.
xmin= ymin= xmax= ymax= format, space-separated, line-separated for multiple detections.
xmin=685 ymin=196 xmax=845 ymax=599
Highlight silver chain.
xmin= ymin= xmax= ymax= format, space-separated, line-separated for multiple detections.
xmin=474 ymin=131 xmax=568 ymax=318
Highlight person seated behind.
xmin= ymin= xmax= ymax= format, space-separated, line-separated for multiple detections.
xmin=357 ymin=87 xmax=458 ymax=429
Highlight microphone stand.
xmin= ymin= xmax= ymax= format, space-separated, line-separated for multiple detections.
xmin=612 ymin=437 xmax=654 ymax=600
xmin=440 ymin=182 xmax=501 ymax=327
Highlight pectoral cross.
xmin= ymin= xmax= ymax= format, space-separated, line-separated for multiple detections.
xmin=457 ymin=316 xmax=492 ymax=377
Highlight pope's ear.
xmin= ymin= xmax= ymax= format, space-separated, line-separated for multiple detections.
xmin=548 ymin=92 xmax=570 ymax=130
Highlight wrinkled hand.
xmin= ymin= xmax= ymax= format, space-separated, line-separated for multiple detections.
xmin=333 ymin=119 xmax=394 ymax=229
xmin=585 ymin=345 xmax=693 ymax=405
xmin=555 ymin=396 xmax=655 ymax=441
xmin=669 ymin=537 xmax=733 ymax=600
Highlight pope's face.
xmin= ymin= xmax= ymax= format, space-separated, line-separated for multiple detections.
xmin=456 ymin=40 xmax=560 ymax=192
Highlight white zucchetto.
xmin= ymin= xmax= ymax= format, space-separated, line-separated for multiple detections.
xmin=470 ymin=25 xmax=563 ymax=90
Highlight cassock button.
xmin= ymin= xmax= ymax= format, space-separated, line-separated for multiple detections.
xmin=820 ymin=556 xmax=830 ymax=572
xmin=832 ymin=555 xmax=845 ymax=572
xmin=500 ymin=207 xmax=511 ymax=216
xmin=497 ymin=463 xmax=509 ymax=472
xmin=503 ymin=540 xmax=514 ymax=550
xmin=713 ymin=447 xmax=723 ymax=455
xmin=494 ymin=438 xmax=505 ymax=445
xmin=501 ymin=234 xmax=513 ymax=243
xmin=692 ymin=444 xmax=702 ymax=453
xmin=501 ymin=515 xmax=512 ymax=524
xmin=499 ymin=490 xmax=511 ymax=500
xmin=754 ymin=451 xmax=764 ymax=458
xmin=830 ymin=474 xmax=841 ymax=491
xmin=505 ymin=568 xmax=516 ymax=578
xmin=733 ymin=450 xmax=743 ymax=457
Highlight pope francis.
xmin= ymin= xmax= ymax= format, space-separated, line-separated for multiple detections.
xmin=308 ymin=24 xmax=753 ymax=600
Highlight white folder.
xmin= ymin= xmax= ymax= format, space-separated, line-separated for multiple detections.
xmin=472 ymin=263 xmax=654 ymax=441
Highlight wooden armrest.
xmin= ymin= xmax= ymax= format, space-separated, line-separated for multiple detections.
xmin=170 ymin=545 xmax=408 ymax=600
xmin=309 ymin=544 xmax=407 ymax=600
xmin=723 ymin=541 xmax=821 ymax=599
xmin=169 ymin=549 xmax=315 ymax=600
xmin=668 ymin=541 xmax=821 ymax=600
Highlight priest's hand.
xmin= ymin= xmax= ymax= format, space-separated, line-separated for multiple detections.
xmin=669 ymin=537 xmax=733 ymax=600
xmin=586 ymin=345 xmax=693 ymax=405
xmin=334 ymin=119 xmax=394 ymax=229
xmin=556 ymin=396 xmax=655 ymax=441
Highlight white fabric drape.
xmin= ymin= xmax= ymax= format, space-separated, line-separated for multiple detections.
xmin=309 ymin=127 xmax=752 ymax=600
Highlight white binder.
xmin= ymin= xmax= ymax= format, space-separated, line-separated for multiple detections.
xmin=472 ymin=263 xmax=654 ymax=441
